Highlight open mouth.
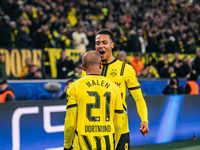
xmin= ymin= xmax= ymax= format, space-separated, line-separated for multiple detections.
xmin=99 ymin=51 xmax=105 ymax=55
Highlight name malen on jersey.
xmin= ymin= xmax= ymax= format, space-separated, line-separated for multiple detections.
xmin=85 ymin=125 xmax=111 ymax=132
xmin=86 ymin=80 xmax=110 ymax=88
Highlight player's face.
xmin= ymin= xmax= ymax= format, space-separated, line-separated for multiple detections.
xmin=95 ymin=34 xmax=114 ymax=62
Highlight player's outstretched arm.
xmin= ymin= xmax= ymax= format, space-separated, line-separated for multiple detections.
xmin=125 ymin=64 xmax=149 ymax=136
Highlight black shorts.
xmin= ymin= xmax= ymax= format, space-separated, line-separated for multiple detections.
xmin=116 ymin=132 xmax=130 ymax=150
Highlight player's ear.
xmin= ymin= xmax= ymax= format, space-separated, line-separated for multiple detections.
xmin=99 ymin=61 xmax=102 ymax=69
xmin=81 ymin=64 xmax=86 ymax=71
xmin=111 ymin=42 xmax=114 ymax=49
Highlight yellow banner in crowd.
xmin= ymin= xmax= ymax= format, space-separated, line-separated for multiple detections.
xmin=0 ymin=48 xmax=42 ymax=78
xmin=0 ymin=48 xmax=196 ymax=79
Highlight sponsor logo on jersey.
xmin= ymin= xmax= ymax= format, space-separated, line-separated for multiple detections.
xmin=110 ymin=69 xmax=117 ymax=77
xmin=85 ymin=125 xmax=111 ymax=132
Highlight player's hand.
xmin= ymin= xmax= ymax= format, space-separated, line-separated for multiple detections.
xmin=140 ymin=121 xmax=149 ymax=136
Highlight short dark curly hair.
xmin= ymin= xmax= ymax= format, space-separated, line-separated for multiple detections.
xmin=96 ymin=29 xmax=115 ymax=42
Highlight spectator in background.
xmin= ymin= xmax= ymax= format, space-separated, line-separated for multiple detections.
xmin=53 ymin=25 xmax=71 ymax=49
xmin=33 ymin=25 xmax=52 ymax=49
xmin=24 ymin=65 xmax=45 ymax=79
xmin=163 ymin=76 xmax=184 ymax=95
xmin=170 ymin=51 xmax=185 ymax=77
xmin=10 ymin=21 xmax=18 ymax=48
xmin=184 ymin=70 xmax=199 ymax=95
xmin=156 ymin=55 xmax=170 ymax=73
xmin=0 ymin=15 xmax=12 ymax=49
xmin=127 ymin=30 xmax=141 ymax=52
xmin=72 ymin=25 xmax=89 ymax=52
xmin=58 ymin=79 xmax=73 ymax=100
xmin=56 ymin=50 xmax=75 ymax=79
xmin=179 ymin=57 xmax=192 ymax=78
xmin=86 ymin=28 xmax=96 ymax=51
xmin=116 ymin=33 xmax=128 ymax=51
xmin=192 ymin=50 xmax=200 ymax=77
xmin=159 ymin=65 xmax=176 ymax=78
xmin=130 ymin=54 xmax=144 ymax=76
xmin=20 ymin=57 xmax=33 ymax=79
xmin=16 ymin=25 xmax=32 ymax=48
xmin=145 ymin=58 xmax=160 ymax=78
xmin=116 ymin=50 xmax=130 ymax=64
xmin=34 ymin=69 xmax=46 ymax=79
xmin=138 ymin=67 xmax=155 ymax=79
xmin=171 ymin=51 xmax=182 ymax=64
xmin=0 ymin=79 xmax=15 ymax=103
xmin=138 ymin=58 xmax=159 ymax=79
xmin=0 ymin=53 xmax=7 ymax=79
xmin=68 ymin=64 xmax=83 ymax=79
xmin=137 ymin=28 xmax=147 ymax=54
xmin=74 ymin=53 xmax=84 ymax=69
xmin=24 ymin=65 xmax=38 ymax=79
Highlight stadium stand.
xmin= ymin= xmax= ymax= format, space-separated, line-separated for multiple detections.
xmin=0 ymin=0 xmax=199 ymax=79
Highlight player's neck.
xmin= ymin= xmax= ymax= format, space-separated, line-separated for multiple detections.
xmin=86 ymin=69 xmax=101 ymax=75
xmin=104 ymin=55 xmax=115 ymax=63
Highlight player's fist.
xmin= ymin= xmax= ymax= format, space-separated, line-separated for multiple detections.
xmin=140 ymin=121 xmax=149 ymax=136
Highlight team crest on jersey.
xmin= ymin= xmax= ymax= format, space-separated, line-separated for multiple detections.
xmin=110 ymin=69 xmax=117 ymax=77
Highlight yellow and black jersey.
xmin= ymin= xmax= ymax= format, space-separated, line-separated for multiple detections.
xmin=64 ymin=75 xmax=124 ymax=150
xmin=82 ymin=59 xmax=148 ymax=134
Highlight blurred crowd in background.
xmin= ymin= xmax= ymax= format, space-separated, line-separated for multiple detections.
xmin=0 ymin=0 xmax=200 ymax=80
xmin=0 ymin=0 xmax=200 ymax=53
xmin=0 ymin=0 xmax=200 ymax=101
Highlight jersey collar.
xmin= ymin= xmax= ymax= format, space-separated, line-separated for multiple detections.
xmin=87 ymin=74 xmax=102 ymax=76
xmin=102 ymin=58 xmax=117 ymax=65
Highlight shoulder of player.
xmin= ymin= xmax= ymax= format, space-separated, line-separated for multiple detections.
xmin=124 ymin=63 xmax=134 ymax=70
xmin=115 ymin=59 xmax=132 ymax=68
xmin=117 ymin=60 xmax=135 ymax=73
xmin=68 ymin=77 xmax=83 ymax=88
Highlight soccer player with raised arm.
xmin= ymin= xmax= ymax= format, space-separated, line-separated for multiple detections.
xmin=64 ymin=51 xmax=124 ymax=150
xmin=94 ymin=29 xmax=149 ymax=149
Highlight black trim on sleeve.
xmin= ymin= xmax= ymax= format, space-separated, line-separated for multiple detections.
xmin=115 ymin=110 xmax=124 ymax=113
xmin=128 ymin=86 xmax=141 ymax=90
xmin=123 ymin=104 xmax=126 ymax=111
xmin=75 ymin=130 xmax=78 ymax=136
xmin=120 ymin=63 xmax=125 ymax=76
xmin=67 ymin=104 xmax=77 ymax=109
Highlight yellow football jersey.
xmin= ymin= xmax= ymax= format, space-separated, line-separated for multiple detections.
xmin=64 ymin=75 xmax=124 ymax=150
xmin=82 ymin=59 xmax=148 ymax=134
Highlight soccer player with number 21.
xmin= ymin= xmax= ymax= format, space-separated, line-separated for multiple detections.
xmin=64 ymin=51 xmax=124 ymax=150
